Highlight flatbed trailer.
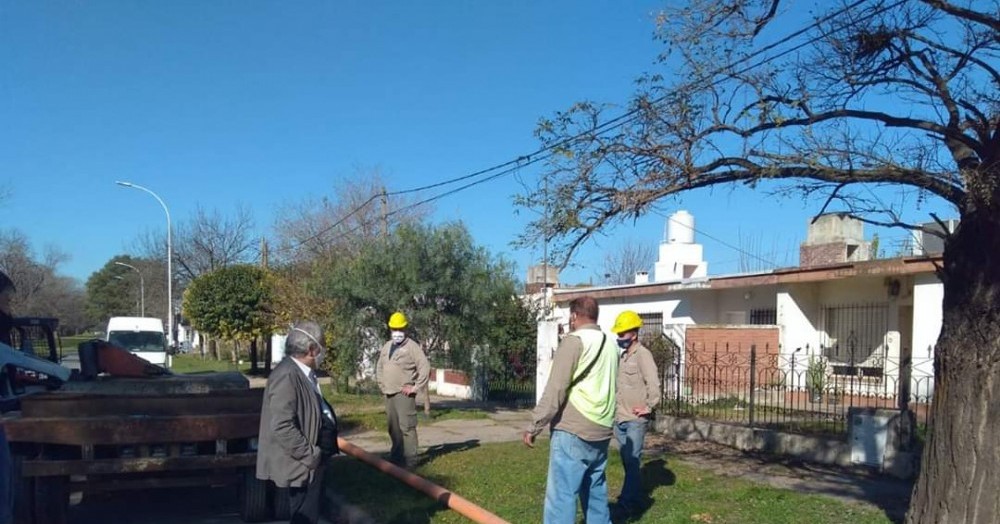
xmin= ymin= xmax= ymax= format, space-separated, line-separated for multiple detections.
xmin=4 ymin=373 xmax=278 ymax=524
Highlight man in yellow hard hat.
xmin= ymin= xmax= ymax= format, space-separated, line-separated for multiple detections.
xmin=610 ymin=310 xmax=660 ymax=517
xmin=376 ymin=311 xmax=430 ymax=468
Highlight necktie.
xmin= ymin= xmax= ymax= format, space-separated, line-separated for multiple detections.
xmin=310 ymin=370 xmax=335 ymax=423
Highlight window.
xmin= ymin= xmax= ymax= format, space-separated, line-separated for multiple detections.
xmin=749 ymin=308 xmax=777 ymax=325
xmin=637 ymin=312 xmax=663 ymax=341
xmin=820 ymin=304 xmax=888 ymax=364
xmin=108 ymin=331 xmax=167 ymax=353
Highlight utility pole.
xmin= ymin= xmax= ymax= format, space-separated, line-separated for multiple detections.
xmin=260 ymin=236 xmax=270 ymax=373
xmin=380 ymin=187 xmax=389 ymax=238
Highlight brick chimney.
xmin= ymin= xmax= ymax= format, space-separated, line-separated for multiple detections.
xmin=799 ymin=214 xmax=871 ymax=267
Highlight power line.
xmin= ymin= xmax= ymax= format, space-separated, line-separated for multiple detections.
xmin=278 ymin=0 xmax=891 ymax=256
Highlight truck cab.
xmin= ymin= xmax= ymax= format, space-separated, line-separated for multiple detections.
xmin=106 ymin=317 xmax=171 ymax=368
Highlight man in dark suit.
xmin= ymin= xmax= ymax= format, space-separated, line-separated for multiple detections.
xmin=257 ymin=321 xmax=338 ymax=524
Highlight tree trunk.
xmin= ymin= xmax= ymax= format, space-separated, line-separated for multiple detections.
xmin=249 ymin=338 xmax=259 ymax=374
xmin=907 ymin=211 xmax=1000 ymax=523
xmin=210 ymin=337 xmax=219 ymax=361
xmin=264 ymin=333 xmax=272 ymax=373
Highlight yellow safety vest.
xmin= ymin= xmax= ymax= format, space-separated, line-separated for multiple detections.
xmin=567 ymin=329 xmax=618 ymax=428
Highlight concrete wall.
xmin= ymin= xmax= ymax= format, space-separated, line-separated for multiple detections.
xmin=655 ymin=408 xmax=920 ymax=478
xmin=911 ymin=274 xmax=942 ymax=395
xmin=429 ymin=368 xmax=473 ymax=400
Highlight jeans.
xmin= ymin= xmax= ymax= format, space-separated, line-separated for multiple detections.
xmin=543 ymin=430 xmax=611 ymax=524
xmin=613 ymin=419 xmax=648 ymax=508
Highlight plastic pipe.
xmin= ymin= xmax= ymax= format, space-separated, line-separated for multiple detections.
xmin=336 ymin=437 xmax=511 ymax=524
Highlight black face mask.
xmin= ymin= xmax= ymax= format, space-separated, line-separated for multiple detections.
xmin=616 ymin=337 xmax=633 ymax=350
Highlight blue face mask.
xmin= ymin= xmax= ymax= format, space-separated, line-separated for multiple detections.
xmin=616 ymin=337 xmax=632 ymax=350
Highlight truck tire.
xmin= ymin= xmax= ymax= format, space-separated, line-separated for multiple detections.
xmin=237 ymin=468 xmax=271 ymax=522
xmin=33 ymin=475 xmax=69 ymax=524
xmin=272 ymin=486 xmax=291 ymax=520
xmin=12 ymin=455 xmax=34 ymax=524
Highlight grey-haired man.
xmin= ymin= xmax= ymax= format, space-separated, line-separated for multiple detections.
xmin=257 ymin=321 xmax=338 ymax=524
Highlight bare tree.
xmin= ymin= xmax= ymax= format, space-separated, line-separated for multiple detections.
xmin=135 ymin=204 xmax=258 ymax=284
xmin=271 ymin=167 xmax=432 ymax=265
xmin=0 ymin=229 xmax=87 ymax=332
xmin=518 ymin=1 xmax=1000 ymax=521
xmin=600 ymin=239 xmax=655 ymax=284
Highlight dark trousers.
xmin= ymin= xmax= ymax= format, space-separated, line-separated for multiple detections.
xmin=385 ymin=393 xmax=418 ymax=466
xmin=288 ymin=466 xmax=324 ymax=524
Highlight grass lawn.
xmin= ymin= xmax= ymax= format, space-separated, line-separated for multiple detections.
xmin=321 ymin=388 xmax=489 ymax=433
xmin=170 ymin=354 xmax=252 ymax=374
xmin=325 ymin=440 xmax=892 ymax=524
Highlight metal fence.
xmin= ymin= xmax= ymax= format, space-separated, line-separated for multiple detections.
xmin=484 ymin=347 xmax=536 ymax=407
xmin=660 ymin=341 xmax=934 ymax=439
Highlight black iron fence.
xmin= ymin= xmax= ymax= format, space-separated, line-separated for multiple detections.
xmin=484 ymin=347 xmax=536 ymax=407
xmin=660 ymin=341 xmax=934 ymax=439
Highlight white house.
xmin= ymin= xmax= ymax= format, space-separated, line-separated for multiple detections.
xmin=542 ymin=213 xmax=942 ymax=419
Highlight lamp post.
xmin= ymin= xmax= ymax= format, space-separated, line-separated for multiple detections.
xmin=114 ymin=261 xmax=145 ymax=316
xmin=115 ymin=181 xmax=172 ymax=347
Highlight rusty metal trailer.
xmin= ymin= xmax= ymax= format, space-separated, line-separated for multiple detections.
xmin=4 ymin=373 xmax=279 ymax=524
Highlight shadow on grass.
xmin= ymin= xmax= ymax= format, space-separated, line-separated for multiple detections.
xmin=613 ymin=458 xmax=676 ymax=523
xmin=662 ymin=436 xmax=912 ymax=524
xmin=420 ymin=439 xmax=482 ymax=466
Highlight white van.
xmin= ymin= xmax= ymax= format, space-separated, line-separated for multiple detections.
xmin=106 ymin=317 xmax=171 ymax=368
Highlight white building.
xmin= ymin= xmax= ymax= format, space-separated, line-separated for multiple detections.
xmin=541 ymin=213 xmax=942 ymax=416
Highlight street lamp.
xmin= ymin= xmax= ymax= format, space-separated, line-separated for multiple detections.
xmin=114 ymin=261 xmax=145 ymax=316
xmin=115 ymin=181 xmax=172 ymax=347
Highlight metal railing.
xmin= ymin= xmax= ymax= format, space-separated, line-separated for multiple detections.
xmin=661 ymin=341 xmax=933 ymax=439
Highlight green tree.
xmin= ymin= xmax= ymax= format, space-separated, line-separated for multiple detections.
xmin=182 ymin=265 xmax=273 ymax=370
xmin=85 ymin=255 xmax=146 ymax=325
xmin=518 ymin=2 xmax=1000 ymax=521
xmin=317 ymin=222 xmax=534 ymax=389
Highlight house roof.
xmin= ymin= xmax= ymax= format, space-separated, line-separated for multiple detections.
xmin=552 ymin=256 xmax=942 ymax=303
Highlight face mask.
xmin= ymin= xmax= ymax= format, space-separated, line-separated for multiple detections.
xmin=617 ymin=337 xmax=633 ymax=350
xmin=314 ymin=351 xmax=325 ymax=367
xmin=391 ymin=331 xmax=405 ymax=345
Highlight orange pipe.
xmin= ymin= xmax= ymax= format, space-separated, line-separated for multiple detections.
xmin=336 ymin=437 xmax=511 ymax=524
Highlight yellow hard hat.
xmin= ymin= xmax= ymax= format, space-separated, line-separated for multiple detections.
xmin=612 ymin=311 xmax=642 ymax=335
xmin=388 ymin=312 xmax=408 ymax=330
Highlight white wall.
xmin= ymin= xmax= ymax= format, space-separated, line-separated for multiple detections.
xmin=777 ymin=284 xmax=819 ymax=357
xmin=911 ymin=274 xmax=942 ymax=393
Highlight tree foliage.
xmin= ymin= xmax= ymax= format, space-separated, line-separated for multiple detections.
xmin=315 ymin=222 xmax=536 ymax=382
xmin=182 ymin=265 xmax=274 ymax=342
xmin=520 ymin=2 xmax=999 ymax=521
xmin=85 ymin=255 xmax=166 ymax=325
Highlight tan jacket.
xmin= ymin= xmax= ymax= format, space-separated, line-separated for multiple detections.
xmin=527 ymin=324 xmax=615 ymax=442
xmin=256 ymin=357 xmax=322 ymax=488
xmin=377 ymin=337 xmax=430 ymax=395
xmin=616 ymin=342 xmax=661 ymax=423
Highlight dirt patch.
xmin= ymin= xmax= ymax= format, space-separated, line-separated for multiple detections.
xmin=645 ymin=435 xmax=912 ymax=523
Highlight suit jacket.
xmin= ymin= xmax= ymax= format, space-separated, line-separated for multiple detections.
xmin=256 ymin=357 xmax=322 ymax=488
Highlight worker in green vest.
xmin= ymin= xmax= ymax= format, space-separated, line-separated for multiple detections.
xmin=524 ymin=296 xmax=618 ymax=524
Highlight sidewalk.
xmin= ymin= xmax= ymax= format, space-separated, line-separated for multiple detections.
xmin=339 ymin=395 xmax=533 ymax=454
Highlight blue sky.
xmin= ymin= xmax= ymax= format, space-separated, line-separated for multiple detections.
xmin=0 ymin=1 xmax=956 ymax=285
